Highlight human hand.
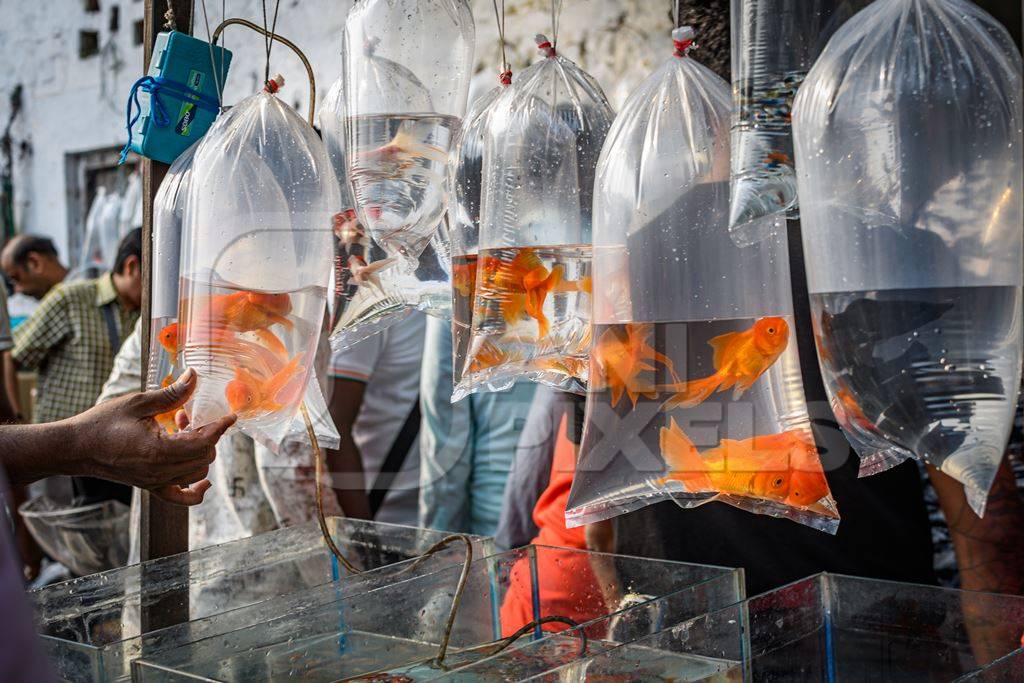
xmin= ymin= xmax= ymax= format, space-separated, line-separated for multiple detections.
xmin=69 ymin=369 xmax=236 ymax=505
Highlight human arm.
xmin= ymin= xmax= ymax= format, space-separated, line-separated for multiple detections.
xmin=0 ymin=368 xmax=235 ymax=505
xmin=326 ymin=376 xmax=373 ymax=519
xmin=929 ymin=460 xmax=1024 ymax=595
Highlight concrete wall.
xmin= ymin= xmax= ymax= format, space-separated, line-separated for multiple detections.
xmin=0 ymin=0 xmax=675 ymax=260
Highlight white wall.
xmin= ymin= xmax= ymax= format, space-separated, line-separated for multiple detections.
xmin=0 ymin=0 xmax=674 ymax=259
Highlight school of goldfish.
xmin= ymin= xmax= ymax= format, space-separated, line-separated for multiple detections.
xmin=157 ymin=288 xmax=306 ymax=429
xmin=584 ymin=316 xmax=829 ymax=510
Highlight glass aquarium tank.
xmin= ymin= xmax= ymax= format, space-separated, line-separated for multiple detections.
xmin=130 ymin=545 xmax=742 ymax=681
xmin=529 ymin=572 xmax=1024 ymax=681
xmin=33 ymin=518 xmax=491 ymax=682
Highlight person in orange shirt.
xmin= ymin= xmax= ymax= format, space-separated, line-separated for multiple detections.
xmin=498 ymin=410 xmax=613 ymax=637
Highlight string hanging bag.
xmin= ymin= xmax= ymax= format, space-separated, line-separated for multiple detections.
xmin=566 ymin=27 xmax=839 ymax=533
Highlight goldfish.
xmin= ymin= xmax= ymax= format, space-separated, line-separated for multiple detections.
xmin=348 ymin=254 xmax=396 ymax=287
xmin=225 ymin=354 xmax=305 ymax=416
xmin=593 ymin=324 xmax=680 ymax=408
xmin=833 ymin=385 xmax=878 ymax=435
xmin=658 ymin=418 xmax=830 ymax=508
xmin=212 ymin=291 xmax=293 ymax=332
xmin=452 ymin=257 xmax=478 ymax=298
xmin=156 ymin=321 xmax=243 ymax=360
xmin=662 ymin=317 xmax=790 ymax=410
xmin=154 ymin=373 xmax=178 ymax=433
xmin=358 ymin=121 xmax=447 ymax=173
xmin=467 ymin=339 xmax=511 ymax=373
xmin=482 ymin=249 xmax=565 ymax=339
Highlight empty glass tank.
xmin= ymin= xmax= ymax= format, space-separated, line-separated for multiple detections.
xmin=33 ymin=519 xmax=490 ymax=682
xmin=130 ymin=545 xmax=742 ymax=682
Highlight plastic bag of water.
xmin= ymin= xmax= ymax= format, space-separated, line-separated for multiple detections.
xmin=448 ymin=75 xmax=516 ymax=398
xmin=728 ymin=0 xmax=873 ymax=245
xmin=565 ymin=28 xmax=838 ymax=533
xmin=343 ymin=0 xmax=474 ymax=265
xmin=178 ymin=76 xmax=337 ymax=451
xmin=319 ymin=77 xmax=453 ymax=354
xmin=792 ymin=0 xmax=1023 ymax=516
xmin=456 ymin=35 xmax=613 ymax=399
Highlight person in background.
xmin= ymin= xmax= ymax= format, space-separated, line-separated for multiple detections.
xmin=255 ymin=313 xmax=427 ymax=528
xmin=494 ymin=386 xmax=574 ymax=550
xmin=10 ymin=229 xmax=142 ymax=505
xmin=418 ymin=316 xmax=537 ymax=536
xmin=0 ymin=235 xmax=69 ymax=302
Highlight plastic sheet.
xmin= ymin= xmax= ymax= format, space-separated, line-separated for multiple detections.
xmin=566 ymin=28 xmax=838 ymax=533
xmin=449 ymin=80 xmax=514 ymax=397
xmin=728 ymin=0 xmax=872 ymax=245
xmin=321 ymin=76 xmax=453 ymax=353
xmin=792 ymin=0 xmax=1023 ymax=516
xmin=343 ymin=0 xmax=474 ymax=265
xmin=178 ymin=78 xmax=337 ymax=450
xmin=456 ymin=35 xmax=613 ymax=398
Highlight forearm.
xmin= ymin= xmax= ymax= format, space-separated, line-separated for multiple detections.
xmin=929 ymin=460 xmax=1024 ymax=594
xmin=327 ymin=436 xmax=373 ymax=519
xmin=0 ymin=419 xmax=88 ymax=485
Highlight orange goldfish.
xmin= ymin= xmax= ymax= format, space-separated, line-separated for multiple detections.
xmin=225 ymin=354 xmax=305 ymax=416
xmin=834 ymin=386 xmax=876 ymax=434
xmin=452 ymin=257 xmax=478 ymax=298
xmin=467 ymin=339 xmax=512 ymax=373
xmin=662 ymin=317 xmax=790 ymax=410
xmin=482 ymin=249 xmax=565 ymax=339
xmin=658 ymin=418 xmax=829 ymax=508
xmin=593 ymin=324 xmax=680 ymax=408
xmin=212 ymin=291 xmax=293 ymax=332
xmin=157 ymin=321 xmax=240 ymax=359
xmin=359 ymin=121 xmax=448 ymax=172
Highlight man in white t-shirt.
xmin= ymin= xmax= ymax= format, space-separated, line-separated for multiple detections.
xmin=255 ymin=312 xmax=426 ymax=528
xmin=324 ymin=312 xmax=426 ymax=526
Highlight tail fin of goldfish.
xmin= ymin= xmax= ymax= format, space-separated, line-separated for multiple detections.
xmin=254 ymin=328 xmax=288 ymax=359
xmin=658 ymin=418 xmax=712 ymax=491
xmin=263 ymin=355 xmax=304 ymax=404
xmin=662 ymin=373 xmax=726 ymax=411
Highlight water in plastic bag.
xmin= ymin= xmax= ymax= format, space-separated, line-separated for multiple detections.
xmin=792 ymin=0 xmax=1023 ymax=516
xmin=178 ymin=79 xmax=337 ymax=450
xmin=449 ymin=78 xmax=516 ymax=397
xmin=343 ymin=0 xmax=474 ymax=264
xmin=566 ymin=28 xmax=839 ymax=533
xmin=728 ymin=0 xmax=872 ymax=245
xmin=456 ymin=36 xmax=613 ymax=398
xmin=320 ymin=76 xmax=453 ymax=354
xmin=146 ymin=141 xmax=199 ymax=433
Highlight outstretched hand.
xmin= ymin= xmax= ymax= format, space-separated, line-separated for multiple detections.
xmin=69 ymin=368 xmax=236 ymax=505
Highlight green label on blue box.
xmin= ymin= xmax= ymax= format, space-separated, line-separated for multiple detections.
xmin=175 ymin=70 xmax=205 ymax=136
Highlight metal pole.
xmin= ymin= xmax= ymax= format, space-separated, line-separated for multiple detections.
xmin=139 ymin=0 xmax=194 ymax=632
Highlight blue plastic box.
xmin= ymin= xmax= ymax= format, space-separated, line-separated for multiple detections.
xmin=124 ymin=31 xmax=231 ymax=165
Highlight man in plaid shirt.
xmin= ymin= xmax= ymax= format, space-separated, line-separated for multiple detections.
xmin=10 ymin=230 xmax=143 ymax=503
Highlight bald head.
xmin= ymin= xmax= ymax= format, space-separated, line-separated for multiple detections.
xmin=2 ymin=234 xmax=68 ymax=300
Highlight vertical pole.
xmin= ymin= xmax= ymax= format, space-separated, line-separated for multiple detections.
xmin=139 ymin=0 xmax=194 ymax=632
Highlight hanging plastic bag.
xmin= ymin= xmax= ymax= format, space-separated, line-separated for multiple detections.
xmin=792 ymin=0 xmax=1023 ymax=516
xmin=74 ymin=187 xmax=111 ymax=280
xmin=118 ymin=171 xmax=143 ymax=237
xmin=728 ymin=0 xmax=872 ymax=245
xmin=449 ymin=74 xmax=515 ymax=397
xmin=320 ymin=76 xmax=452 ymax=353
xmin=343 ymin=0 xmax=474 ymax=266
xmin=146 ymin=141 xmax=199 ymax=435
xmin=566 ymin=28 xmax=839 ymax=532
xmin=456 ymin=35 xmax=613 ymax=398
xmin=178 ymin=75 xmax=337 ymax=450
